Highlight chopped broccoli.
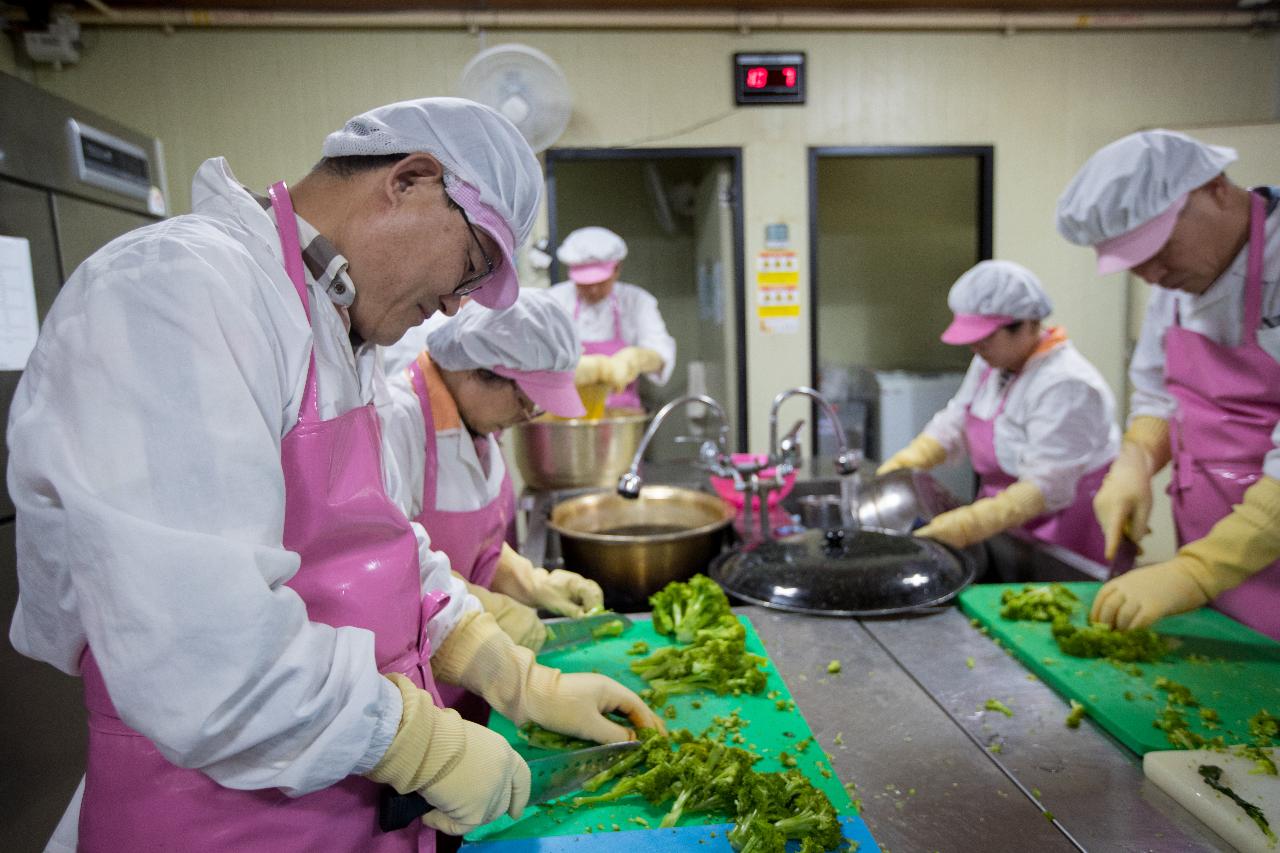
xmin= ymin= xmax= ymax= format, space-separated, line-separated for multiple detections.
xmin=965 ymin=657 xmax=975 ymax=670
xmin=999 ymin=584 xmax=1079 ymax=621
xmin=648 ymin=574 xmax=736 ymax=643
xmin=1050 ymin=616 xmax=1170 ymax=663
xmin=516 ymin=722 xmax=593 ymax=751
xmin=827 ymin=660 xmax=842 ymax=674
xmin=630 ymin=635 xmax=768 ymax=707
xmin=591 ymin=618 xmax=626 ymax=640
xmin=983 ymin=698 xmax=1014 ymax=717
xmin=1065 ymin=700 xmax=1087 ymax=729
xmin=626 ymin=640 xmax=651 ymax=656
xmin=1155 ymin=676 xmax=1198 ymax=707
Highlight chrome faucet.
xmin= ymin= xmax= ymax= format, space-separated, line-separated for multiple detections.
xmin=767 ymin=386 xmax=862 ymax=478
xmin=617 ymin=394 xmax=735 ymax=499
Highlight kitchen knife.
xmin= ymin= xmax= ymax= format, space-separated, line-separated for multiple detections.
xmin=378 ymin=740 xmax=644 ymax=832
xmin=540 ymin=613 xmax=634 ymax=653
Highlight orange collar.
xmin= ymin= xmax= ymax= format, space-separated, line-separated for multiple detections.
xmin=414 ymin=351 xmax=462 ymax=432
xmin=1032 ymin=325 xmax=1068 ymax=358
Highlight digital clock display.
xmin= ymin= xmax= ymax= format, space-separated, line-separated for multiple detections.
xmin=734 ymin=52 xmax=806 ymax=105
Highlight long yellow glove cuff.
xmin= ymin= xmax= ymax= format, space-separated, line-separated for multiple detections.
xmin=1093 ymin=416 xmax=1170 ymax=561
xmin=366 ymin=673 xmax=531 ymax=836
xmin=877 ymin=433 xmax=946 ymax=476
xmin=433 ymin=611 xmax=664 ymax=743
xmin=914 ymin=480 xmax=1046 ymax=549
xmin=461 ymin=574 xmax=546 ymax=651
xmin=574 ymin=354 xmax=612 ymax=387
xmin=617 ymin=346 xmax=664 ymax=376
xmin=490 ymin=544 xmax=605 ymax=618
xmin=1177 ymin=475 xmax=1280 ymax=599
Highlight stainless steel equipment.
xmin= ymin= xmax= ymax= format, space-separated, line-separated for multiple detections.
xmin=548 ymin=485 xmax=734 ymax=608
xmin=852 ymin=468 xmax=962 ymax=533
xmin=512 ymin=408 xmax=649 ymax=491
xmin=0 ymin=72 xmax=166 ymax=852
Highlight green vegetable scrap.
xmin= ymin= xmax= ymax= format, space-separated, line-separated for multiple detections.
xmin=1251 ymin=710 xmax=1279 ymax=743
xmin=626 ymin=640 xmax=651 ymax=656
xmin=649 ymin=574 xmax=737 ymax=643
xmin=1065 ymin=700 xmax=1087 ymax=729
xmin=571 ymin=728 xmax=849 ymax=853
xmin=1152 ymin=706 xmax=1227 ymax=751
xmin=664 ymin=704 xmax=678 ymax=720
xmin=827 ymin=660 xmax=842 ymax=674
xmin=983 ymin=698 xmax=1014 ymax=718
xmin=965 ymin=657 xmax=975 ymax=670
xmin=1050 ymin=616 xmax=1170 ymax=663
xmin=1198 ymin=764 xmax=1276 ymax=844
xmin=592 ymin=618 xmax=626 ymax=640
xmin=516 ymin=722 xmax=592 ymax=752
xmin=1154 ymin=676 xmax=1198 ymax=707
xmin=999 ymin=584 xmax=1080 ymax=621
xmin=631 ymin=631 xmax=768 ymax=707
xmin=1236 ymin=744 xmax=1278 ymax=776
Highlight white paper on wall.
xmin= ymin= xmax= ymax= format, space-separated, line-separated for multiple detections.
xmin=0 ymin=236 xmax=41 ymax=371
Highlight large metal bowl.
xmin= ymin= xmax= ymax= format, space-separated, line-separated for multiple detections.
xmin=511 ymin=408 xmax=649 ymax=491
xmin=549 ymin=485 xmax=735 ymax=607
xmin=854 ymin=469 xmax=963 ymax=533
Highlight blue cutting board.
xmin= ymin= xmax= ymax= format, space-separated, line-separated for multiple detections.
xmin=461 ymin=614 xmax=878 ymax=851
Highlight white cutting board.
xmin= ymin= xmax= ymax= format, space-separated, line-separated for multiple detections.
xmin=1144 ymin=749 xmax=1279 ymax=853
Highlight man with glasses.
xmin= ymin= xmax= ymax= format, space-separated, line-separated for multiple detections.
xmin=1057 ymin=129 xmax=1280 ymax=640
xmin=15 ymin=97 xmax=659 ymax=853
xmin=380 ymin=289 xmax=606 ymax=734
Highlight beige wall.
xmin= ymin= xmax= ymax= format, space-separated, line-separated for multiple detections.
xmin=15 ymin=25 xmax=1277 ymax=449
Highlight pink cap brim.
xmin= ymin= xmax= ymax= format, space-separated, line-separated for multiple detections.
xmin=1094 ymin=193 xmax=1187 ymax=275
xmin=492 ymin=366 xmax=586 ymax=418
xmin=940 ymin=313 xmax=1016 ymax=345
xmin=569 ymin=260 xmax=619 ymax=285
xmin=446 ymin=181 xmax=519 ymax=310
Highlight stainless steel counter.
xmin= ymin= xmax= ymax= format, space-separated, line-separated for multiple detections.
xmin=519 ymin=464 xmax=1235 ymax=851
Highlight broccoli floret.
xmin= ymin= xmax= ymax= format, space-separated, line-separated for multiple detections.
xmin=827 ymin=660 xmax=842 ymax=674
xmin=1050 ymin=616 xmax=1170 ymax=663
xmin=631 ymin=636 xmax=768 ymax=706
xmin=591 ymin=618 xmax=626 ymax=640
xmin=626 ymin=640 xmax=650 ymax=656
xmin=1065 ymin=700 xmax=1087 ymax=729
xmin=983 ymin=698 xmax=1014 ymax=717
xmin=649 ymin=574 xmax=735 ymax=643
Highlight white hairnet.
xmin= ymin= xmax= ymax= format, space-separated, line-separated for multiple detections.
xmin=948 ymin=260 xmax=1053 ymax=320
xmin=426 ymin=288 xmax=580 ymax=374
xmin=1056 ymin=129 xmax=1237 ymax=247
xmin=556 ymin=226 xmax=628 ymax=266
xmin=322 ymin=97 xmax=543 ymax=249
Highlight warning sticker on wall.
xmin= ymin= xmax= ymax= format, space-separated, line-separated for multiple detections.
xmin=755 ymin=250 xmax=800 ymax=334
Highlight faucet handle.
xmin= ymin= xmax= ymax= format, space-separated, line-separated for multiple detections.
xmin=617 ymin=470 xmax=643 ymax=499
xmin=834 ymin=448 xmax=864 ymax=477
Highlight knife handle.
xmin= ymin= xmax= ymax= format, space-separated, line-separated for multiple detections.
xmin=378 ymin=787 xmax=431 ymax=832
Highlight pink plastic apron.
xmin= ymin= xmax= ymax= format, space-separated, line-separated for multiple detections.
xmin=77 ymin=181 xmax=444 ymax=852
xmin=407 ymin=354 xmax=513 ymax=726
xmin=576 ymin=292 xmax=642 ymax=410
xmin=965 ymin=365 xmax=1113 ymax=566
xmin=1165 ymin=190 xmax=1280 ymax=639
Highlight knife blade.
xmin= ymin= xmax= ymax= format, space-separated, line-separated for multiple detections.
xmin=540 ymin=613 xmax=634 ymax=653
xmin=378 ymin=740 xmax=644 ymax=832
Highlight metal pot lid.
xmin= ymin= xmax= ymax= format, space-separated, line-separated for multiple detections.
xmin=709 ymin=527 xmax=978 ymax=617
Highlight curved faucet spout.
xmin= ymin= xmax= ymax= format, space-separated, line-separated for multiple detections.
xmin=617 ymin=394 xmax=732 ymax=498
xmin=767 ymin=386 xmax=861 ymax=476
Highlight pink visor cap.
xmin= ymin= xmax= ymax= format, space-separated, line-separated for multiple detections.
xmin=940 ymin=313 xmax=1018 ymax=346
xmin=569 ymin=260 xmax=620 ymax=285
xmin=1094 ymin=193 xmax=1187 ymax=275
xmin=492 ymin=366 xmax=586 ymax=418
xmin=445 ymin=179 xmax=520 ymax=310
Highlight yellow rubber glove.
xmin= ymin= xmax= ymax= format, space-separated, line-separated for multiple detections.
xmin=574 ymin=354 xmax=612 ymax=388
xmin=601 ymin=347 xmax=664 ymax=393
xmin=490 ymin=543 xmax=605 ymax=618
xmin=1091 ymin=476 xmax=1280 ymax=629
xmin=1094 ymin=416 xmax=1171 ymax=561
xmin=914 ymin=480 xmax=1046 ymax=549
xmin=365 ymin=673 xmax=530 ymax=836
xmin=462 ymin=576 xmax=547 ymax=652
xmin=876 ymin=433 xmax=946 ymax=476
xmin=433 ymin=611 xmax=666 ymax=743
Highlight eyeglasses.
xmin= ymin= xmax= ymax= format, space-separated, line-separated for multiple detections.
xmin=454 ymin=205 xmax=495 ymax=297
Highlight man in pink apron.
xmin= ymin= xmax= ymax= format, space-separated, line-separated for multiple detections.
xmin=879 ymin=261 xmax=1121 ymax=564
xmin=13 ymin=98 xmax=658 ymax=853
xmin=379 ymin=290 xmax=606 ymax=723
xmin=546 ymin=226 xmax=676 ymax=410
xmin=1058 ymin=129 xmax=1280 ymax=639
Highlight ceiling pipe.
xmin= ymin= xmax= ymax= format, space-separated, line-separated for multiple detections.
xmin=35 ymin=7 xmax=1279 ymax=33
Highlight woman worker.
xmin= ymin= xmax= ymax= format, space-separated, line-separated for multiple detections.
xmin=380 ymin=290 xmax=606 ymax=671
xmin=878 ymin=260 xmax=1123 ymax=564
xmin=547 ymin=226 xmax=676 ymax=409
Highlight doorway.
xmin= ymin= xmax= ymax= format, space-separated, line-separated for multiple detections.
xmin=545 ymin=148 xmax=747 ymax=453
xmin=809 ymin=146 xmax=994 ymax=500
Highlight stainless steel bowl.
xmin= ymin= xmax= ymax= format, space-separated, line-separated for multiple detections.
xmin=511 ymin=408 xmax=649 ymax=491
xmin=549 ymin=485 xmax=735 ymax=605
xmin=854 ymin=469 xmax=962 ymax=533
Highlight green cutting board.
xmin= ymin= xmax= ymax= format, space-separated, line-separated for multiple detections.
xmin=466 ymin=614 xmax=856 ymax=843
xmin=958 ymin=582 xmax=1280 ymax=756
